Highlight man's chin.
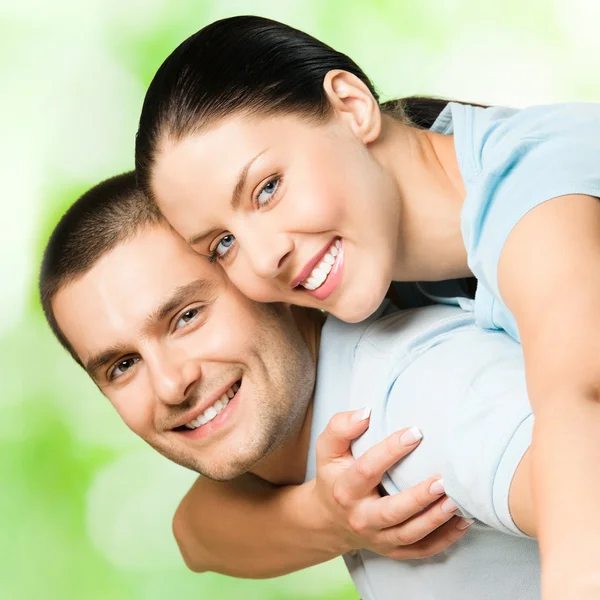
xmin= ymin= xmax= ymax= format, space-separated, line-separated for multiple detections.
xmin=151 ymin=442 xmax=263 ymax=481
xmin=188 ymin=458 xmax=260 ymax=482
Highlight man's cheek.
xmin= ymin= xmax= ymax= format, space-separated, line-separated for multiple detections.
xmin=112 ymin=399 xmax=152 ymax=438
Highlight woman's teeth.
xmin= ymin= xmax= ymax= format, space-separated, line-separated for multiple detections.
xmin=184 ymin=382 xmax=239 ymax=429
xmin=302 ymin=239 xmax=340 ymax=291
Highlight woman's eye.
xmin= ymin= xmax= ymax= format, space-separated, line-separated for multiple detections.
xmin=111 ymin=357 xmax=139 ymax=380
xmin=256 ymin=176 xmax=280 ymax=207
xmin=175 ymin=307 xmax=202 ymax=329
xmin=211 ymin=234 xmax=236 ymax=262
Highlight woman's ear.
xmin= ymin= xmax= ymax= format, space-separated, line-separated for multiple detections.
xmin=322 ymin=70 xmax=382 ymax=144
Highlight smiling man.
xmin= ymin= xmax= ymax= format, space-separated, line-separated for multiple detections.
xmin=40 ymin=172 xmax=540 ymax=599
xmin=40 ymin=174 xmax=316 ymax=484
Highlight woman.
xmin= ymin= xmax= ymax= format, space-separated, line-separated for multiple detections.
xmin=136 ymin=16 xmax=600 ymax=597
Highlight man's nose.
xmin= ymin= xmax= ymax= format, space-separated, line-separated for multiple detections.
xmin=146 ymin=349 xmax=202 ymax=406
xmin=244 ymin=231 xmax=294 ymax=280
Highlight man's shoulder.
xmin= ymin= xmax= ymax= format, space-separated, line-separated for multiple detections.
xmin=356 ymin=304 xmax=475 ymax=360
xmin=320 ymin=299 xmax=398 ymax=356
xmin=319 ymin=302 xmax=477 ymax=388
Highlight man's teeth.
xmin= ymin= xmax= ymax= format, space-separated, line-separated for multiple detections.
xmin=184 ymin=382 xmax=240 ymax=429
xmin=302 ymin=239 xmax=340 ymax=291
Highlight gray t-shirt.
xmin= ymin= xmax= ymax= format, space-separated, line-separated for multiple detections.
xmin=305 ymin=304 xmax=539 ymax=600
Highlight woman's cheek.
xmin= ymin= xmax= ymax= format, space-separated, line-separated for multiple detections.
xmin=248 ymin=280 xmax=284 ymax=303
xmin=226 ymin=264 xmax=278 ymax=302
xmin=290 ymin=187 xmax=344 ymax=232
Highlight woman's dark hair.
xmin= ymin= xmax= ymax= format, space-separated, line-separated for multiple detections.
xmin=136 ymin=15 xmax=482 ymax=195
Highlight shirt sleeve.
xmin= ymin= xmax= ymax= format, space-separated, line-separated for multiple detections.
xmin=463 ymin=103 xmax=600 ymax=300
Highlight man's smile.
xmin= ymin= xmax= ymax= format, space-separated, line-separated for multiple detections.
xmin=173 ymin=380 xmax=242 ymax=440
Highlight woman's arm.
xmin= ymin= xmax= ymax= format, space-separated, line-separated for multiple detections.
xmin=174 ymin=474 xmax=339 ymax=577
xmin=499 ymin=194 xmax=600 ymax=599
xmin=173 ymin=410 xmax=470 ymax=578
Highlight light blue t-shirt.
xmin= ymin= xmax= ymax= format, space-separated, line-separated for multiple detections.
xmin=429 ymin=102 xmax=600 ymax=340
xmin=306 ymin=304 xmax=539 ymax=600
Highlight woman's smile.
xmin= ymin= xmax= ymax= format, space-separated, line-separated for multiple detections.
xmin=295 ymin=238 xmax=344 ymax=301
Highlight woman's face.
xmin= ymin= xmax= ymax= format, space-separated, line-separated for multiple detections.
xmin=151 ymin=112 xmax=401 ymax=323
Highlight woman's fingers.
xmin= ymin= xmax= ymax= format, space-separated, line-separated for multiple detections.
xmin=357 ymin=475 xmax=448 ymax=532
xmin=313 ymin=410 xmax=471 ymax=561
xmin=316 ymin=407 xmax=372 ymax=465
xmin=384 ymin=516 xmax=472 ymax=560
xmin=378 ymin=494 xmax=464 ymax=548
xmin=337 ymin=427 xmax=423 ymax=501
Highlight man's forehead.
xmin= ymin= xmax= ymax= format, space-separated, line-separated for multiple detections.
xmin=60 ymin=225 xmax=219 ymax=302
xmin=101 ymin=223 xmax=221 ymax=282
xmin=53 ymin=226 xmax=224 ymax=365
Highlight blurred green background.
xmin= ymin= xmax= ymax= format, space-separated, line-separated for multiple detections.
xmin=3 ymin=0 xmax=600 ymax=598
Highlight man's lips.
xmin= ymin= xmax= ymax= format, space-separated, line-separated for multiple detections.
xmin=169 ymin=378 xmax=240 ymax=430
xmin=291 ymin=237 xmax=339 ymax=288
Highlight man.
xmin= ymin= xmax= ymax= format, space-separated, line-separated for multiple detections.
xmin=40 ymin=172 xmax=539 ymax=600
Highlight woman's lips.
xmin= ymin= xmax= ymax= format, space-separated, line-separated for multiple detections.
xmin=291 ymin=237 xmax=339 ymax=289
xmin=302 ymin=239 xmax=344 ymax=301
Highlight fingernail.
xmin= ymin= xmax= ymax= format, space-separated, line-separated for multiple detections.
xmin=429 ymin=479 xmax=445 ymax=495
xmin=441 ymin=498 xmax=458 ymax=513
xmin=352 ymin=406 xmax=371 ymax=422
xmin=400 ymin=426 xmax=422 ymax=446
xmin=456 ymin=518 xmax=474 ymax=530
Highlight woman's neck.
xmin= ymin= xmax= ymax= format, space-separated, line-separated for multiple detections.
xmin=373 ymin=115 xmax=471 ymax=282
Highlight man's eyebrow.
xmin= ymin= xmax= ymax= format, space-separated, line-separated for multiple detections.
xmin=84 ymin=278 xmax=217 ymax=381
xmin=85 ymin=345 xmax=130 ymax=381
xmin=141 ymin=277 xmax=217 ymax=337
xmin=186 ymin=148 xmax=268 ymax=247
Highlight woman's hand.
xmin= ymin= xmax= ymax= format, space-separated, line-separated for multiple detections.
xmin=172 ymin=407 xmax=470 ymax=578
xmin=312 ymin=408 xmax=472 ymax=559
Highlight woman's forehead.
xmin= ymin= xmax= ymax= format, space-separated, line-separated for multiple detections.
xmin=160 ymin=112 xmax=319 ymax=167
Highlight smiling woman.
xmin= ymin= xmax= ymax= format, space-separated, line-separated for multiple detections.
xmin=136 ymin=16 xmax=472 ymax=323
xmin=148 ymin=108 xmax=410 ymax=321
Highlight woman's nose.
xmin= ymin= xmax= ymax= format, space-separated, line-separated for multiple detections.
xmin=245 ymin=232 xmax=294 ymax=279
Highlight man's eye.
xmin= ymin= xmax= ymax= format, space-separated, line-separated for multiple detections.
xmin=176 ymin=307 xmax=200 ymax=329
xmin=110 ymin=357 xmax=139 ymax=380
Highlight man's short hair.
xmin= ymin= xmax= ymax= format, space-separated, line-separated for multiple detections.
xmin=39 ymin=171 xmax=165 ymax=365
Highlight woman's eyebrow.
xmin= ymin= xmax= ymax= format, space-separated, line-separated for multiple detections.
xmin=187 ymin=228 xmax=218 ymax=247
xmin=186 ymin=148 xmax=269 ymax=246
xmin=231 ymin=148 xmax=268 ymax=209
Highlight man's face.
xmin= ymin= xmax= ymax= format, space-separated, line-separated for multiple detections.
xmin=52 ymin=224 xmax=315 ymax=480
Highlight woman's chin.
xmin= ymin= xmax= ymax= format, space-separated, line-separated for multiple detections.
xmin=327 ymin=289 xmax=388 ymax=324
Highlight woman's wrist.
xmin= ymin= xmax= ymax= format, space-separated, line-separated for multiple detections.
xmin=292 ymin=479 xmax=354 ymax=557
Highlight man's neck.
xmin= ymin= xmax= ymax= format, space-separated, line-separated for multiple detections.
xmin=251 ymin=306 xmax=326 ymax=486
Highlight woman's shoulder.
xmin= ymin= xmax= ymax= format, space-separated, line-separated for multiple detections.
xmin=447 ymin=101 xmax=600 ymax=183
xmin=468 ymin=102 xmax=600 ymax=147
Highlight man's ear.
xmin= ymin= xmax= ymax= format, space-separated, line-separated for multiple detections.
xmin=322 ymin=70 xmax=382 ymax=144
